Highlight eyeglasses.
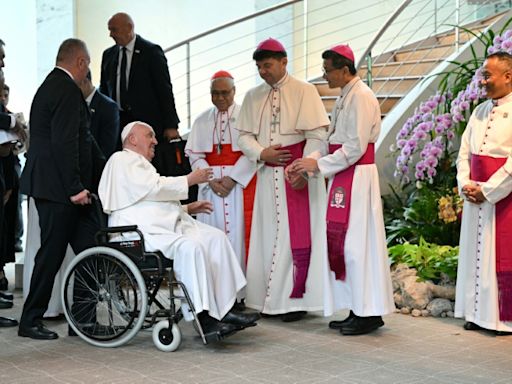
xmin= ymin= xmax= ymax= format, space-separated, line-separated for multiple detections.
xmin=211 ymin=89 xmax=233 ymax=97
xmin=322 ymin=66 xmax=343 ymax=75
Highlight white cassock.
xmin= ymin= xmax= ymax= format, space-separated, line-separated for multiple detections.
xmin=317 ymin=77 xmax=395 ymax=317
xmin=455 ymin=94 xmax=512 ymax=331
xmin=238 ymin=73 xmax=332 ymax=315
xmin=185 ymin=103 xmax=256 ymax=272
xmin=98 ymin=149 xmax=247 ymax=321
xmin=23 ymin=198 xmax=74 ymax=317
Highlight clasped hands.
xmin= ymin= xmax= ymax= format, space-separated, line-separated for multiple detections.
xmin=462 ymin=184 xmax=486 ymax=204
xmin=209 ymin=176 xmax=236 ymax=198
xmin=261 ymin=144 xmax=318 ymax=190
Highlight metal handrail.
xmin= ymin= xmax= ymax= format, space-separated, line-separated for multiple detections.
xmin=163 ymin=0 xmax=303 ymax=128
xmin=163 ymin=0 xmax=303 ymax=53
xmin=356 ymin=0 xmax=413 ymax=72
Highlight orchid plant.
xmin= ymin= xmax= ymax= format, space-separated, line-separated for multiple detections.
xmin=386 ymin=19 xmax=512 ymax=248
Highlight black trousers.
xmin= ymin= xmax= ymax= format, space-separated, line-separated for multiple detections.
xmin=19 ymin=199 xmax=99 ymax=328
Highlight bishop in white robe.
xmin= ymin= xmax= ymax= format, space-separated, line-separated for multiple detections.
xmin=98 ymin=122 xmax=255 ymax=334
xmin=185 ymin=71 xmax=256 ymax=274
xmin=455 ymin=53 xmax=512 ymax=333
xmin=292 ymin=45 xmax=394 ymax=335
xmin=237 ymin=38 xmax=332 ymax=320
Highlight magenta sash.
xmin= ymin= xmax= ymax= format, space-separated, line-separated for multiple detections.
xmin=326 ymin=143 xmax=375 ymax=281
xmin=265 ymin=141 xmax=311 ymax=298
xmin=470 ymin=154 xmax=512 ymax=321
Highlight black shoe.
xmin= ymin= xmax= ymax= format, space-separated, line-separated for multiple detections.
xmin=0 ymin=298 xmax=13 ymax=309
xmin=281 ymin=311 xmax=307 ymax=322
xmin=496 ymin=330 xmax=512 ymax=336
xmin=0 ymin=291 xmax=13 ymax=301
xmin=18 ymin=324 xmax=59 ymax=340
xmin=329 ymin=310 xmax=356 ymax=330
xmin=260 ymin=312 xmax=281 ymax=318
xmin=0 ymin=276 xmax=7 ymax=291
xmin=199 ymin=313 xmax=244 ymax=339
xmin=341 ymin=316 xmax=384 ymax=335
xmin=0 ymin=316 xmax=18 ymax=327
xmin=233 ymin=299 xmax=246 ymax=312
xmin=43 ymin=314 xmax=65 ymax=321
xmin=14 ymin=243 xmax=23 ymax=253
xmin=222 ymin=311 xmax=260 ymax=327
xmin=463 ymin=321 xmax=484 ymax=331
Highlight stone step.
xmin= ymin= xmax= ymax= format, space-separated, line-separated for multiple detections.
xmin=394 ymin=44 xmax=454 ymax=62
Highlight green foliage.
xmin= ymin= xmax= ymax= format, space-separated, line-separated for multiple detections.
xmin=388 ymin=237 xmax=459 ymax=282
xmin=384 ymin=182 xmax=461 ymax=247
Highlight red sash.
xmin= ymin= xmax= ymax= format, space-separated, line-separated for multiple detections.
xmin=326 ymin=143 xmax=374 ymax=281
xmin=265 ymin=141 xmax=311 ymax=298
xmin=470 ymin=154 xmax=512 ymax=321
xmin=205 ymin=144 xmax=256 ymax=267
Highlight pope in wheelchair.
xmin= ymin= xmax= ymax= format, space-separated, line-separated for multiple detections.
xmin=89 ymin=121 xmax=259 ymax=348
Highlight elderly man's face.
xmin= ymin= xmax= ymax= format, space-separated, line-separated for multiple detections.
xmin=481 ymin=56 xmax=512 ymax=100
xmin=131 ymin=124 xmax=158 ymax=161
xmin=211 ymin=78 xmax=235 ymax=112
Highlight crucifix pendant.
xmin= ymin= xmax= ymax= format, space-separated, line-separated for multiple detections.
xmin=217 ymin=143 xmax=222 ymax=154
xmin=271 ymin=114 xmax=280 ymax=133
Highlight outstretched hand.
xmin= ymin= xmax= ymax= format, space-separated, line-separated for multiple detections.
xmin=187 ymin=200 xmax=213 ymax=215
xmin=188 ymin=168 xmax=214 ymax=186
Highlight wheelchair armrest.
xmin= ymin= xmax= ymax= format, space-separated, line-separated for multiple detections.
xmin=99 ymin=225 xmax=139 ymax=234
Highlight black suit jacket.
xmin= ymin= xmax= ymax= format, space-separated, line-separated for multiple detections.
xmin=20 ymin=68 xmax=101 ymax=204
xmin=89 ymin=89 xmax=119 ymax=158
xmin=99 ymin=35 xmax=180 ymax=140
xmin=0 ymin=105 xmax=11 ymax=131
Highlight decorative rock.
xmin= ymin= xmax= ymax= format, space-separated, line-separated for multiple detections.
xmin=400 ymin=275 xmax=432 ymax=309
xmin=429 ymin=283 xmax=456 ymax=300
xmin=427 ymin=298 xmax=453 ymax=317
xmin=421 ymin=310 xmax=430 ymax=317
xmin=441 ymin=312 xmax=447 ymax=318
xmin=411 ymin=309 xmax=422 ymax=317
xmin=401 ymin=307 xmax=411 ymax=315
xmin=446 ymin=311 xmax=454 ymax=318
xmin=394 ymin=292 xmax=404 ymax=308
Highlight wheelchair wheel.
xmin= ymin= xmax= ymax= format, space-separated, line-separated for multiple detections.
xmin=152 ymin=320 xmax=182 ymax=352
xmin=62 ymin=246 xmax=148 ymax=348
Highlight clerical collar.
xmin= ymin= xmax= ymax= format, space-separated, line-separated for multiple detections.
xmin=215 ymin=102 xmax=235 ymax=115
xmin=55 ymin=66 xmax=74 ymax=80
xmin=494 ymin=91 xmax=512 ymax=106
xmin=121 ymin=36 xmax=136 ymax=52
xmin=271 ymin=72 xmax=289 ymax=90
xmin=340 ymin=76 xmax=360 ymax=97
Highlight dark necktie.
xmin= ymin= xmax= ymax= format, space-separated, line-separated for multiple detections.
xmin=120 ymin=47 xmax=128 ymax=109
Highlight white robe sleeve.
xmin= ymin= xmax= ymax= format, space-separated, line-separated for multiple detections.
xmin=481 ymin=157 xmax=512 ymax=204
xmin=456 ymin=119 xmax=472 ymax=194
xmin=238 ymin=131 xmax=265 ymax=162
xmin=317 ymin=95 xmax=375 ymax=178
xmin=229 ymin=155 xmax=257 ymax=188
xmin=144 ymin=175 xmax=189 ymax=202
xmin=303 ymin=127 xmax=328 ymax=160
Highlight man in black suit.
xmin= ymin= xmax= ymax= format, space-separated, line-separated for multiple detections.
xmin=0 ymin=68 xmax=18 ymax=328
xmin=99 ymin=12 xmax=181 ymax=174
xmin=80 ymin=70 xmax=119 ymax=158
xmin=19 ymin=38 xmax=102 ymax=340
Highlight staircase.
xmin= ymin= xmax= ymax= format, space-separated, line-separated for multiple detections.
xmin=311 ymin=13 xmax=501 ymax=119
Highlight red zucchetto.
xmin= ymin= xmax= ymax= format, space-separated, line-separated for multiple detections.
xmin=256 ymin=38 xmax=286 ymax=53
xmin=211 ymin=70 xmax=234 ymax=80
xmin=329 ymin=44 xmax=355 ymax=62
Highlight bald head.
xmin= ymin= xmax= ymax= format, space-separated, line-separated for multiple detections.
xmin=108 ymin=13 xmax=135 ymax=46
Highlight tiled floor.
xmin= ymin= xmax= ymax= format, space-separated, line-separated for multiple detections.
xmin=2 ymin=287 xmax=512 ymax=384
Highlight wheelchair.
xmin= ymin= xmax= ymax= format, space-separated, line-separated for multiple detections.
xmin=60 ymin=195 xmax=216 ymax=352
